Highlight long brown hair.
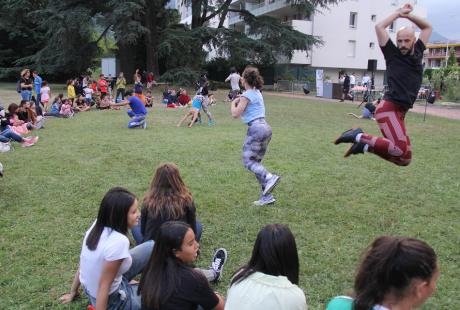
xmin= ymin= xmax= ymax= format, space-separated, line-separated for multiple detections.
xmin=143 ymin=163 xmax=193 ymax=218
xmin=353 ymin=236 xmax=437 ymax=310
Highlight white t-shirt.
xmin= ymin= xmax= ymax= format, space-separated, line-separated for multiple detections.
xmin=349 ymin=75 xmax=356 ymax=85
xmin=84 ymin=87 xmax=93 ymax=99
xmin=225 ymin=272 xmax=307 ymax=310
xmin=362 ymin=76 xmax=370 ymax=84
xmin=226 ymin=73 xmax=241 ymax=90
xmin=79 ymin=222 xmax=132 ymax=298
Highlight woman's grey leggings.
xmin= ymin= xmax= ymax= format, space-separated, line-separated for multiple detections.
xmin=201 ymin=97 xmax=213 ymax=121
xmin=242 ymin=118 xmax=272 ymax=191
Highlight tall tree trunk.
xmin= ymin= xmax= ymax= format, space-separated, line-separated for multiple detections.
xmin=118 ymin=43 xmax=136 ymax=83
xmin=145 ymin=2 xmax=160 ymax=76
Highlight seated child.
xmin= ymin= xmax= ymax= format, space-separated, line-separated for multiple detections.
xmin=145 ymin=90 xmax=153 ymax=107
xmin=176 ymin=95 xmax=204 ymax=128
xmin=74 ymin=95 xmax=90 ymax=112
xmin=177 ymin=89 xmax=191 ymax=107
xmin=97 ymin=94 xmax=112 ymax=110
xmin=7 ymin=103 xmax=32 ymax=135
xmin=44 ymin=95 xmax=63 ymax=117
xmin=60 ymin=99 xmax=74 ymax=117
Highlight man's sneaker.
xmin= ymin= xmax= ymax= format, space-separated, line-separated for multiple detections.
xmin=208 ymin=120 xmax=215 ymax=126
xmin=253 ymin=194 xmax=276 ymax=206
xmin=344 ymin=142 xmax=366 ymax=157
xmin=211 ymin=248 xmax=228 ymax=284
xmin=334 ymin=128 xmax=363 ymax=145
xmin=262 ymin=174 xmax=280 ymax=196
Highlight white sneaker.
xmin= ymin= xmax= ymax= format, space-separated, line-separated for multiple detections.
xmin=262 ymin=174 xmax=280 ymax=196
xmin=253 ymin=194 xmax=276 ymax=206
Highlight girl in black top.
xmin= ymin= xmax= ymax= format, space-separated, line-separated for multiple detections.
xmin=139 ymin=221 xmax=224 ymax=310
xmin=132 ymin=163 xmax=202 ymax=244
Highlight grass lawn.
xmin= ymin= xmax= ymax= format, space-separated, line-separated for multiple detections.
xmin=0 ymin=83 xmax=459 ymax=309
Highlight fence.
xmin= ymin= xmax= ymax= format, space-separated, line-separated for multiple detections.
xmin=274 ymin=80 xmax=311 ymax=93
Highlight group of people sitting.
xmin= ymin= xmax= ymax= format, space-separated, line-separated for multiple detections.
xmin=59 ymin=162 xmax=440 ymax=310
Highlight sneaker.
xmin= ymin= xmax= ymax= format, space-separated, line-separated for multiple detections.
xmin=334 ymin=128 xmax=363 ymax=145
xmin=208 ymin=120 xmax=215 ymax=126
xmin=210 ymin=248 xmax=228 ymax=284
xmin=262 ymin=174 xmax=280 ymax=196
xmin=344 ymin=142 xmax=366 ymax=157
xmin=21 ymin=140 xmax=35 ymax=148
xmin=253 ymin=194 xmax=276 ymax=206
xmin=26 ymin=136 xmax=39 ymax=144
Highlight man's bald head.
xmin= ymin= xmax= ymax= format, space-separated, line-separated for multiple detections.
xmin=396 ymin=27 xmax=416 ymax=55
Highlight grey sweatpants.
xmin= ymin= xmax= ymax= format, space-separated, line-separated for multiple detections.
xmin=242 ymin=118 xmax=272 ymax=192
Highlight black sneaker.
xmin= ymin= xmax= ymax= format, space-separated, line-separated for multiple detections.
xmin=210 ymin=248 xmax=228 ymax=284
xmin=334 ymin=128 xmax=363 ymax=145
xmin=344 ymin=142 xmax=366 ymax=157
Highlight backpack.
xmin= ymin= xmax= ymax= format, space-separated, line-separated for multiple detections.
xmin=16 ymin=80 xmax=22 ymax=93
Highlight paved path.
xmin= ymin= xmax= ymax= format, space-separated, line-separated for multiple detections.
xmin=265 ymin=92 xmax=460 ymax=121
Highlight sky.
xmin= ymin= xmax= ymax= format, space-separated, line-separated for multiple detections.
xmin=418 ymin=0 xmax=460 ymax=40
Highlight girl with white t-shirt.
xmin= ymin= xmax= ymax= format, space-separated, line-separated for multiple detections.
xmin=40 ymin=81 xmax=51 ymax=112
xmin=225 ymin=224 xmax=307 ymax=310
xmin=60 ymin=187 xmax=154 ymax=310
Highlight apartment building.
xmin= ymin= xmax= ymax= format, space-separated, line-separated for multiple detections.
xmin=169 ymin=0 xmax=427 ymax=87
xmin=424 ymin=42 xmax=460 ymax=68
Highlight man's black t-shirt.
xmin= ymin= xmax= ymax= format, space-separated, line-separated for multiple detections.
xmin=381 ymin=39 xmax=425 ymax=110
xmin=141 ymin=269 xmax=219 ymax=310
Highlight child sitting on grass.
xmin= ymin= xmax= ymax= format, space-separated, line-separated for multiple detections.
xmin=60 ymin=99 xmax=74 ymax=117
xmin=177 ymin=95 xmax=204 ymax=128
xmin=145 ymin=90 xmax=153 ymax=107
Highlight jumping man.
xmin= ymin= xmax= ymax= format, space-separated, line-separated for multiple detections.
xmin=334 ymin=3 xmax=432 ymax=166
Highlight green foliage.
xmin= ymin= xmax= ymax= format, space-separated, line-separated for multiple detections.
xmin=447 ymin=47 xmax=458 ymax=67
xmin=159 ymin=67 xmax=202 ymax=86
xmin=429 ymin=66 xmax=460 ymax=102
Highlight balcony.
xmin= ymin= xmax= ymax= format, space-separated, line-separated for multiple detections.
xmin=284 ymin=19 xmax=313 ymax=35
xmin=246 ymin=0 xmax=293 ymax=17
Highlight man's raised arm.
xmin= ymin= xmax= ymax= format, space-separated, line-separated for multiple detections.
xmin=375 ymin=4 xmax=413 ymax=47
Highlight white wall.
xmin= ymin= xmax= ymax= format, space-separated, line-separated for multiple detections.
xmin=311 ymin=0 xmax=427 ymax=72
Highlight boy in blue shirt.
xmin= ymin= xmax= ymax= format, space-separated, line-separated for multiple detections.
xmin=111 ymin=90 xmax=148 ymax=129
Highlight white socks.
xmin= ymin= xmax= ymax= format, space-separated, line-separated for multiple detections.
xmin=355 ymin=133 xmax=363 ymax=143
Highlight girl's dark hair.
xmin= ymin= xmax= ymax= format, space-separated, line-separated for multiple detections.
xmin=242 ymin=66 xmax=264 ymax=90
xmin=86 ymin=187 xmax=137 ymax=250
xmin=140 ymin=221 xmax=202 ymax=308
xmin=231 ymin=224 xmax=299 ymax=285
xmin=353 ymin=236 xmax=437 ymax=310
xmin=42 ymin=80 xmax=48 ymax=86
xmin=8 ymin=103 xmax=19 ymax=114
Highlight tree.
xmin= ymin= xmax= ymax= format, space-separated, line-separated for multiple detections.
xmin=447 ymin=47 xmax=458 ymax=67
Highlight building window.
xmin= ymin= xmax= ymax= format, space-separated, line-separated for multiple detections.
xmin=389 ymin=21 xmax=395 ymax=32
xmin=371 ymin=14 xmax=376 ymax=22
xmin=369 ymin=42 xmax=375 ymax=49
xmin=348 ymin=40 xmax=356 ymax=57
xmin=349 ymin=12 xmax=358 ymax=28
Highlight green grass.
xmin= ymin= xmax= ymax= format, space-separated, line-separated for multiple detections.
xmin=0 ymin=84 xmax=459 ymax=309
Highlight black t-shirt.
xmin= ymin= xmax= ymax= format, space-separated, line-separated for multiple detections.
xmin=381 ymin=39 xmax=425 ymax=110
xmin=140 ymin=201 xmax=197 ymax=242
xmin=142 ymin=269 xmax=219 ymax=310
xmin=21 ymin=78 xmax=33 ymax=91
xmin=343 ymin=75 xmax=350 ymax=89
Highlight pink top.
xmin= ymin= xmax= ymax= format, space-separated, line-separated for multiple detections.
xmin=40 ymin=86 xmax=50 ymax=102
